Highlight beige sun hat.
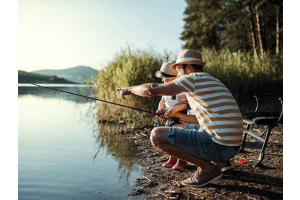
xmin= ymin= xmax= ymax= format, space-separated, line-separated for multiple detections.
xmin=171 ymin=49 xmax=206 ymax=70
xmin=155 ymin=61 xmax=177 ymax=78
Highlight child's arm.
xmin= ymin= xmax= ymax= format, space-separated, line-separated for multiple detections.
xmin=164 ymin=104 xmax=187 ymax=119
xmin=156 ymin=98 xmax=166 ymax=114
xmin=174 ymin=113 xmax=198 ymax=124
xmin=164 ymin=95 xmax=188 ymax=118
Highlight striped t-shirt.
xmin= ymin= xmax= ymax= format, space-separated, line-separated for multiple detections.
xmin=173 ymin=72 xmax=243 ymax=146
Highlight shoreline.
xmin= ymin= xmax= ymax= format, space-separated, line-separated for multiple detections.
xmin=126 ymin=126 xmax=283 ymax=199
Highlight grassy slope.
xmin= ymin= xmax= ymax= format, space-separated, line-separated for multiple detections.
xmin=32 ymin=66 xmax=97 ymax=83
xmin=18 ymin=70 xmax=76 ymax=84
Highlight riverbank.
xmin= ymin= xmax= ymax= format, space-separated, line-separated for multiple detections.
xmin=126 ymin=126 xmax=283 ymax=199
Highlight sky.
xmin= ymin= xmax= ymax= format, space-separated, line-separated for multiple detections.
xmin=18 ymin=0 xmax=187 ymax=71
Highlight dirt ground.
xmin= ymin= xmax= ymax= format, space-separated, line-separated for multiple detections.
xmin=127 ymin=125 xmax=283 ymax=200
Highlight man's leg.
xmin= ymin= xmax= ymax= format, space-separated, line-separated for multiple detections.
xmin=173 ymin=124 xmax=233 ymax=172
xmin=151 ymin=126 xmax=224 ymax=187
xmin=173 ymin=123 xmax=183 ymax=127
xmin=150 ymin=126 xmax=215 ymax=172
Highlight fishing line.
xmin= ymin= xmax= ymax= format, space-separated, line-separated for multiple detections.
xmin=31 ymin=83 xmax=155 ymax=115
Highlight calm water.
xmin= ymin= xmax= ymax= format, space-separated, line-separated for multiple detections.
xmin=18 ymin=84 xmax=142 ymax=200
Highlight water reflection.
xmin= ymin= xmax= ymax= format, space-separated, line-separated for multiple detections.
xmin=18 ymin=84 xmax=94 ymax=104
xmin=93 ymin=124 xmax=141 ymax=186
xmin=18 ymin=84 xmax=142 ymax=200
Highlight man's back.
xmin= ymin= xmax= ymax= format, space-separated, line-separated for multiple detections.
xmin=174 ymin=72 xmax=243 ymax=146
xmin=117 ymin=49 xmax=243 ymax=187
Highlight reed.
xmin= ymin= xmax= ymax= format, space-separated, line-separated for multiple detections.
xmin=202 ymin=49 xmax=283 ymax=111
xmin=94 ymin=47 xmax=175 ymax=127
xmin=93 ymin=47 xmax=282 ymax=127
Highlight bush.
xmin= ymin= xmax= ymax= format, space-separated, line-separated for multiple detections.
xmin=93 ymin=47 xmax=283 ymax=127
xmin=202 ymin=49 xmax=283 ymax=111
xmin=93 ymin=47 xmax=175 ymax=127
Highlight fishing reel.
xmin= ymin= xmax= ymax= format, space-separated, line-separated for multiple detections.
xmin=153 ymin=112 xmax=165 ymax=127
xmin=154 ymin=120 xmax=163 ymax=127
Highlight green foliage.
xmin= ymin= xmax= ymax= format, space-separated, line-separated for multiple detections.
xmin=202 ymin=49 xmax=283 ymax=111
xmin=181 ymin=0 xmax=223 ymax=50
xmin=94 ymin=47 xmax=282 ymax=126
xmin=181 ymin=0 xmax=283 ymax=54
xmin=93 ymin=48 xmax=175 ymax=127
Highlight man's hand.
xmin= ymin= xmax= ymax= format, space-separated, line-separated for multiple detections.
xmin=117 ymin=87 xmax=132 ymax=99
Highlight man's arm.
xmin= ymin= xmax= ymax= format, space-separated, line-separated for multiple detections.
xmin=173 ymin=113 xmax=198 ymax=124
xmin=164 ymin=104 xmax=187 ymax=119
xmin=117 ymin=81 xmax=186 ymax=98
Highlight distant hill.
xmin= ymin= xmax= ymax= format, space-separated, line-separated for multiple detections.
xmin=18 ymin=70 xmax=76 ymax=84
xmin=32 ymin=66 xmax=97 ymax=83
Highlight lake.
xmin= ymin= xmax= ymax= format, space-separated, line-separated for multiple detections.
xmin=18 ymin=84 xmax=142 ymax=200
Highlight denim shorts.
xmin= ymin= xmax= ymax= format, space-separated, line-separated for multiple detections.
xmin=168 ymin=124 xmax=239 ymax=162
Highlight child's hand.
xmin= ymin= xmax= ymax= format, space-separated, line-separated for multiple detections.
xmin=160 ymin=114 xmax=168 ymax=123
xmin=155 ymin=108 xmax=166 ymax=115
xmin=164 ymin=107 xmax=177 ymax=119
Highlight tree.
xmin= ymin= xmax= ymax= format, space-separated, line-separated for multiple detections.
xmin=180 ymin=0 xmax=283 ymax=55
xmin=181 ymin=0 xmax=224 ymax=51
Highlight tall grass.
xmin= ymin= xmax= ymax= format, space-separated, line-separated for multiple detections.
xmin=94 ymin=48 xmax=175 ymax=127
xmin=202 ymin=49 xmax=283 ymax=111
xmin=93 ymin=47 xmax=283 ymax=127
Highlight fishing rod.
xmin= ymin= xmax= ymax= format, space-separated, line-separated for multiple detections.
xmin=31 ymin=83 xmax=155 ymax=115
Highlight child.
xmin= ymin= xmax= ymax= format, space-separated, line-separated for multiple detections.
xmin=155 ymin=61 xmax=188 ymax=170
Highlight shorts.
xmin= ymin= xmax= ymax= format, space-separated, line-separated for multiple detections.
xmin=165 ymin=118 xmax=180 ymax=127
xmin=168 ymin=124 xmax=239 ymax=162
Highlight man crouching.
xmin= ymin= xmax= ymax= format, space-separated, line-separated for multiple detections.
xmin=117 ymin=49 xmax=242 ymax=187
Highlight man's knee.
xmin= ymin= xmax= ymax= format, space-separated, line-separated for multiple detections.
xmin=150 ymin=127 xmax=168 ymax=147
xmin=150 ymin=127 xmax=160 ymax=146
